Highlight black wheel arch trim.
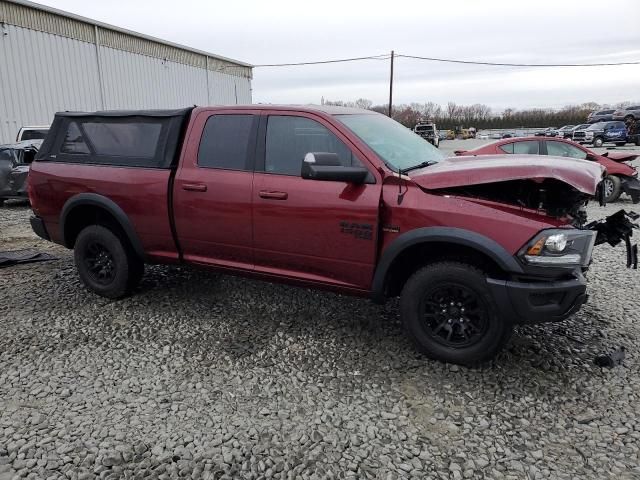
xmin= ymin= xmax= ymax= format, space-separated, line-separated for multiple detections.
xmin=371 ymin=227 xmax=523 ymax=302
xmin=60 ymin=193 xmax=145 ymax=260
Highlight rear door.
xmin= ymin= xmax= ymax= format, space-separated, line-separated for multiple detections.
xmin=173 ymin=109 xmax=259 ymax=270
xmin=252 ymin=111 xmax=382 ymax=290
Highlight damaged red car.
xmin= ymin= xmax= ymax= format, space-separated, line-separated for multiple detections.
xmin=455 ymin=136 xmax=640 ymax=203
xmin=27 ymin=106 xmax=638 ymax=365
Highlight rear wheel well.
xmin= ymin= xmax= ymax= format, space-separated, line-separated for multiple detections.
xmin=63 ymin=205 xmax=133 ymax=254
xmin=383 ymin=242 xmax=507 ymax=298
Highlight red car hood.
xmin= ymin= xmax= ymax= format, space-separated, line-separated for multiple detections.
xmin=604 ymin=152 xmax=639 ymax=163
xmin=409 ymin=155 xmax=604 ymax=194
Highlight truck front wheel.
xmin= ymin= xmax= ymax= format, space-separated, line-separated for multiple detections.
xmin=593 ymin=137 xmax=604 ymax=147
xmin=400 ymin=262 xmax=512 ymax=365
xmin=74 ymin=225 xmax=144 ymax=299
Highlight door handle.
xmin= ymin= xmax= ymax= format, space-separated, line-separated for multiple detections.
xmin=259 ymin=190 xmax=288 ymax=200
xmin=182 ymin=183 xmax=207 ymax=192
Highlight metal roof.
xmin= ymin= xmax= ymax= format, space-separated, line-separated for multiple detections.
xmin=2 ymin=0 xmax=253 ymax=68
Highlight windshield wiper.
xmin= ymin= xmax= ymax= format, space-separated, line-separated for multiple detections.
xmin=400 ymin=161 xmax=438 ymax=175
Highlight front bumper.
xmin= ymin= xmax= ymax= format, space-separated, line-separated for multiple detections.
xmin=487 ymin=275 xmax=587 ymax=324
xmin=621 ymin=177 xmax=640 ymax=203
xmin=30 ymin=216 xmax=50 ymax=241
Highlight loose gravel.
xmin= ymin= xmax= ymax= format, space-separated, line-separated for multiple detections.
xmin=1 ymin=196 xmax=640 ymax=480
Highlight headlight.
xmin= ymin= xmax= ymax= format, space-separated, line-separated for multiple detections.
xmin=519 ymin=229 xmax=596 ymax=267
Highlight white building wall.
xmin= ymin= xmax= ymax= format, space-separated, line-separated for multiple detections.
xmin=0 ymin=20 xmax=252 ymax=143
xmin=0 ymin=24 xmax=102 ymax=143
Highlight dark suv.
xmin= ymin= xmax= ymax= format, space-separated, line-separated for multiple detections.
xmin=584 ymin=121 xmax=628 ymax=147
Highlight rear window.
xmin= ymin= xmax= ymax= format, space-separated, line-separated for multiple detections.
xmin=54 ymin=117 xmax=172 ymax=168
xmin=20 ymin=129 xmax=48 ymax=141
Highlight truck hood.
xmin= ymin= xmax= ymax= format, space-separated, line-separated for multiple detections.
xmin=409 ymin=155 xmax=604 ymax=194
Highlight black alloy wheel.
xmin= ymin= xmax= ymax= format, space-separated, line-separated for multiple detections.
xmin=420 ymin=283 xmax=489 ymax=349
xmin=74 ymin=224 xmax=144 ymax=298
xmin=400 ymin=262 xmax=512 ymax=365
xmin=84 ymin=241 xmax=116 ymax=285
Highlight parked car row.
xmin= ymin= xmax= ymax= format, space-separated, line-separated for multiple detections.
xmin=588 ymin=105 xmax=640 ymax=123
xmin=535 ymin=121 xmax=640 ymax=147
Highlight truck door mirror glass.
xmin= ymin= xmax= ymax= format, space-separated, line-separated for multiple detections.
xmin=301 ymin=152 xmax=369 ymax=184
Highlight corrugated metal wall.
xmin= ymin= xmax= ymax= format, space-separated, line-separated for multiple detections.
xmin=0 ymin=3 xmax=252 ymax=143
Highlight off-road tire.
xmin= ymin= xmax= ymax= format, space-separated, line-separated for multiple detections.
xmin=400 ymin=262 xmax=513 ymax=365
xmin=602 ymin=175 xmax=622 ymax=203
xmin=74 ymin=225 xmax=144 ymax=299
xmin=593 ymin=137 xmax=604 ymax=148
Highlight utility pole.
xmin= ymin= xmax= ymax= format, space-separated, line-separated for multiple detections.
xmin=388 ymin=50 xmax=394 ymax=117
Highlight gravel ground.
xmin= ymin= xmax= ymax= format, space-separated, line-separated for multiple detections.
xmin=1 ymin=196 xmax=640 ymax=480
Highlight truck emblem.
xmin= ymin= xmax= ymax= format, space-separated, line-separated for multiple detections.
xmin=339 ymin=221 xmax=373 ymax=240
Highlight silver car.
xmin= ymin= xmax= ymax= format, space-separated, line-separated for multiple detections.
xmin=612 ymin=105 xmax=640 ymax=122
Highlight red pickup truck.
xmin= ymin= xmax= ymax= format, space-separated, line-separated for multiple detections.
xmin=28 ymin=106 xmax=637 ymax=365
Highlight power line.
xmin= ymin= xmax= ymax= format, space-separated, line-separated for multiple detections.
xmin=249 ymin=53 xmax=640 ymax=68
xmin=394 ymin=54 xmax=640 ymax=67
xmin=252 ymin=54 xmax=390 ymax=68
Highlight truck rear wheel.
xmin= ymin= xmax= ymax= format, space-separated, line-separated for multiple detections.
xmin=400 ymin=262 xmax=512 ymax=365
xmin=74 ymin=225 xmax=144 ymax=299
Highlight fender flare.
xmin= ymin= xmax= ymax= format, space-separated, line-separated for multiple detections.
xmin=60 ymin=193 xmax=145 ymax=259
xmin=371 ymin=227 xmax=524 ymax=302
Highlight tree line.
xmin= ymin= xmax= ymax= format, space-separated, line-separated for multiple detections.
xmin=321 ymin=99 xmax=635 ymax=130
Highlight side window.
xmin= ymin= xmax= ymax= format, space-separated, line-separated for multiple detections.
xmin=513 ymin=141 xmax=539 ymax=155
xmin=198 ymin=115 xmax=255 ymax=170
xmin=82 ymin=122 xmax=162 ymax=158
xmin=546 ymin=141 xmax=587 ymax=159
xmin=265 ymin=116 xmax=361 ymax=176
xmin=499 ymin=143 xmax=514 ymax=154
xmin=60 ymin=122 xmax=90 ymax=154
xmin=0 ymin=149 xmax=13 ymax=162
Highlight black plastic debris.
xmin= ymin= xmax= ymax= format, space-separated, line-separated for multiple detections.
xmin=0 ymin=249 xmax=56 ymax=268
xmin=594 ymin=346 xmax=626 ymax=368
xmin=587 ymin=210 xmax=639 ymax=268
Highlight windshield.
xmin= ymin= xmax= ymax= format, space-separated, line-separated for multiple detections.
xmin=336 ymin=114 xmax=445 ymax=171
xmin=587 ymin=123 xmax=604 ymax=130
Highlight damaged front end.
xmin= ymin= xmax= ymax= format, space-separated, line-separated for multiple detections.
xmin=409 ymin=155 xmax=640 ymax=268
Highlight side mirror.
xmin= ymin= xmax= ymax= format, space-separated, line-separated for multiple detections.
xmin=586 ymin=153 xmax=598 ymax=161
xmin=301 ymin=152 xmax=369 ymax=184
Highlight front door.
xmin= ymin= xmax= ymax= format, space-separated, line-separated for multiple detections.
xmin=173 ymin=110 xmax=259 ymax=270
xmin=252 ymin=112 xmax=381 ymax=290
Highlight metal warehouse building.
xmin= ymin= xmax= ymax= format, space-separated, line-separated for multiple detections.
xmin=0 ymin=0 xmax=253 ymax=143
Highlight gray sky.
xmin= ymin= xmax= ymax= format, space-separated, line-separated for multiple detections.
xmin=38 ymin=0 xmax=640 ymax=110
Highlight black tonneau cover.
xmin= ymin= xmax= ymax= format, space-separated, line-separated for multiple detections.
xmin=37 ymin=108 xmax=193 ymax=169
